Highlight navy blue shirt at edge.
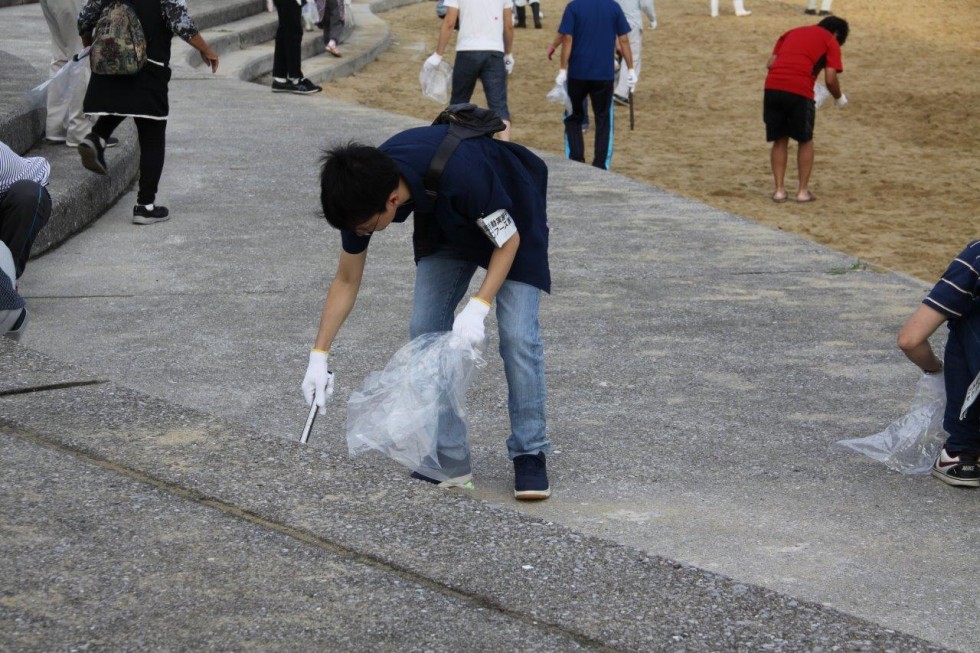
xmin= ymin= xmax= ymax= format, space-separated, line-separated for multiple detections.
xmin=340 ymin=125 xmax=552 ymax=293
xmin=557 ymin=0 xmax=631 ymax=81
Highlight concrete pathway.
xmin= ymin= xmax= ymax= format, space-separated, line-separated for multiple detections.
xmin=2 ymin=0 xmax=975 ymax=650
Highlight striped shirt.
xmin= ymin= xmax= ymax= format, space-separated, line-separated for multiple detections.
xmin=0 ymin=141 xmax=50 ymax=201
xmin=924 ymin=240 xmax=980 ymax=320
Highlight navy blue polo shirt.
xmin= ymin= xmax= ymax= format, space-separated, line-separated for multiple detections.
xmin=558 ymin=0 xmax=630 ymax=81
xmin=341 ymin=125 xmax=551 ymax=293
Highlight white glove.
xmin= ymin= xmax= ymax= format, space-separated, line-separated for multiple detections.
xmin=451 ymin=298 xmax=490 ymax=350
xmin=626 ymin=68 xmax=637 ymax=90
xmin=424 ymin=52 xmax=443 ymax=69
xmin=555 ymin=69 xmax=567 ymax=86
xmin=504 ymin=54 xmax=515 ymax=75
xmin=834 ymin=93 xmax=848 ymax=108
xmin=302 ymin=350 xmax=335 ymax=415
xmin=650 ymin=18 xmax=657 ymax=29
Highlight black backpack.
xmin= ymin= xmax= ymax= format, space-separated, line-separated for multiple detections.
xmin=414 ymin=104 xmax=506 ymax=258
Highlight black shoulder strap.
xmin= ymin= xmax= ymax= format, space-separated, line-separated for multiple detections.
xmin=423 ymin=104 xmax=506 ymax=200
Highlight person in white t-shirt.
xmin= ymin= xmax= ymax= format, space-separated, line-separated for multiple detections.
xmin=423 ymin=0 xmax=516 ymax=140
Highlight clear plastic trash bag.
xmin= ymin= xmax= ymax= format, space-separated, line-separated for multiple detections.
xmin=546 ymin=81 xmax=572 ymax=114
xmin=24 ymin=48 xmax=90 ymax=113
xmin=833 ymin=373 xmax=946 ymax=474
xmin=346 ymin=332 xmax=485 ymax=481
xmin=419 ymin=60 xmax=453 ymax=104
xmin=814 ymin=82 xmax=831 ymax=109
xmin=302 ymin=0 xmax=319 ymax=30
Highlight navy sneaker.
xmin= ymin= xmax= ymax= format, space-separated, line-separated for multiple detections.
xmin=292 ymin=78 xmax=322 ymax=95
xmin=133 ymin=204 xmax=170 ymax=225
xmin=513 ymin=452 xmax=550 ymax=500
xmin=932 ymin=447 xmax=980 ymax=488
xmin=272 ymin=79 xmax=297 ymax=93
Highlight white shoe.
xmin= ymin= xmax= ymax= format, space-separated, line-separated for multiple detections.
xmin=735 ymin=9 xmax=752 ymax=16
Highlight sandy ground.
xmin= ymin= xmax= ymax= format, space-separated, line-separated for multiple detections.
xmin=322 ymin=0 xmax=980 ymax=282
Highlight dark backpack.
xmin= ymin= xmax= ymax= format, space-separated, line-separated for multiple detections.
xmin=413 ymin=104 xmax=506 ymax=259
xmin=90 ymin=0 xmax=147 ymax=76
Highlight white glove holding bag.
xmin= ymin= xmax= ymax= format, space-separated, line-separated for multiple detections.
xmin=302 ymin=350 xmax=335 ymax=415
xmin=504 ymin=54 xmax=515 ymax=75
xmin=626 ymin=68 xmax=638 ymax=90
xmin=555 ymin=69 xmax=567 ymax=86
xmin=452 ymin=298 xmax=490 ymax=350
xmin=424 ymin=52 xmax=443 ymax=70
xmin=835 ymin=93 xmax=848 ymax=108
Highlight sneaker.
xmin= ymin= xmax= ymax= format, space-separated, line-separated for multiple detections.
xmin=410 ymin=470 xmax=474 ymax=489
xmin=1 ymin=307 xmax=28 ymax=341
xmin=78 ymin=133 xmax=108 ymax=175
xmin=613 ymin=94 xmax=630 ymax=107
xmin=271 ymin=79 xmax=297 ymax=93
xmin=932 ymin=447 xmax=980 ymax=488
xmin=513 ymin=452 xmax=550 ymax=500
xmin=803 ymin=8 xmax=817 ymax=14
xmin=133 ymin=204 xmax=170 ymax=225
xmin=292 ymin=78 xmax=322 ymax=95
xmin=818 ymin=9 xmax=833 ymax=15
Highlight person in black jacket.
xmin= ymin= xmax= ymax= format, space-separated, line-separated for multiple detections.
xmin=76 ymin=0 xmax=219 ymax=224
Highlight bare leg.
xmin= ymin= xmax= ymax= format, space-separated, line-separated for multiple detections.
xmin=770 ymin=137 xmax=789 ymax=201
xmin=796 ymin=139 xmax=814 ymax=201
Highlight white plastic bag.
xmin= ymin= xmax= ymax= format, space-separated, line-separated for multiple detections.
xmin=833 ymin=373 xmax=946 ymax=474
xmin=346 ymin=332 xmax=484 ymax=481
xmin=302 ymin=0 xmax=319 ymax=30
xmin=546 ymin=81 xmax=572 ymax=114
xmin=814 ymin=82 xmax=831 ymax=109
xmin=419 ymin=60 xmax=453 ymax=104
xmin=25 ymin=48 xmax=89 ymax=113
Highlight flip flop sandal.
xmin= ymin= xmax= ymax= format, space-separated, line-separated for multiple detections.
xmin=796 ymin=192 xmax=816 ymax=203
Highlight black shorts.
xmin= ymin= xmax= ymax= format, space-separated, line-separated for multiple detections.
xmin=763 ymin=89 xmax=815 ymax=143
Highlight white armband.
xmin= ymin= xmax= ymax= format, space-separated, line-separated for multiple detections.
xmin=476 ymin=209 xmax=518 ymax=248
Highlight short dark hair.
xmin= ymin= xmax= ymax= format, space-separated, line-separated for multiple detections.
xmin=319 ymin=142 xmax=400 ymax=231
xmin=818 ymin=16 xmax=849 ymax=46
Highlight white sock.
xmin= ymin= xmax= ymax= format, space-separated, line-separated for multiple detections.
xmin=273 ymin=76 xmax=288 ymax=83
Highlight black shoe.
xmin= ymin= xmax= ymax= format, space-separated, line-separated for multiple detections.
xmin=272 ymin=79 xmax=297 ymax=93
xmin=513 ymin=452 xmax=550 ymax=500
xmin=291 ymin=78 xmax=322 ymax=94
xmin=78 ymin=133 xmax=108 ymax=175
xmin=613 ymin=94 xmax=630 ymax=107
xmin=932 ymin=447 xmax=980 ymax=488
xmin=818 ymin=9 xmax=832 ymax=15
xmin=803 ymin=8 xmax=817 ymax=14
xmin=105 ymin=136 xmax=119 ymax=148
xmin=133 ymin=204 xmax=170 ymax=225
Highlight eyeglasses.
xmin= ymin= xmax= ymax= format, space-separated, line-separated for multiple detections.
xmin=355 ymin=211 xmax=383 ymax=236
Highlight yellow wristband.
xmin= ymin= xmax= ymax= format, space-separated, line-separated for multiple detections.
xmin=311 ymin=348 xmax=329 ymax=355
xmin=472 ymin=296 xmax=492 ymax=308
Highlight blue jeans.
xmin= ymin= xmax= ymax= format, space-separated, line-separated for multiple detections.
xmin=451 ymin=50 xmax=510 ymax=120
xmin=943 ymin=307 xmax=980 ymax=453
xmin=410 ymin=247 xmax=550 ymax=461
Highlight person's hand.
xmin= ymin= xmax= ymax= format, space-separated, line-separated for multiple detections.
xmin=201 ymin=48 xmax=219 ymax=73
xmin=451 ymin=298 xmax=490 ymax=350
xmin=555 ymin=69 xmax=567 ymax=86
xmin=626 ymin=68 xmax=638 ymax=90
xmin=546 ymin=44 xmax=556 ymax=60
xmin=834 ymin=93 xmax=848 ymax=108
xmin=424 ymin=52 xmax=443 ymax=70
xmin=504 ymin=53 xmax=515 ymax=74
xmin=302 ymin=350 xmax=335 ymax=415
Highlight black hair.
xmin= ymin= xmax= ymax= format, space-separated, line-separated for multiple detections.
xmin=818 ymin=16 xmax=849 ymax=46
xmin=319 ymin=142 xmax=400 ymax=231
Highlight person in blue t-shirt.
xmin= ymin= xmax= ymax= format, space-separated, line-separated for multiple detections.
xmin=302 ymin=125 xmax=554 ymax=500
xmin=897 ymin=240 xmax=980 ymax=488
xmin=555 ymin=0 xmax=634 ymax=170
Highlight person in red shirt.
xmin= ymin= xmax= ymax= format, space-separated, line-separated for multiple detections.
xmin=763 ymin=16 xmax=849 ymax=203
